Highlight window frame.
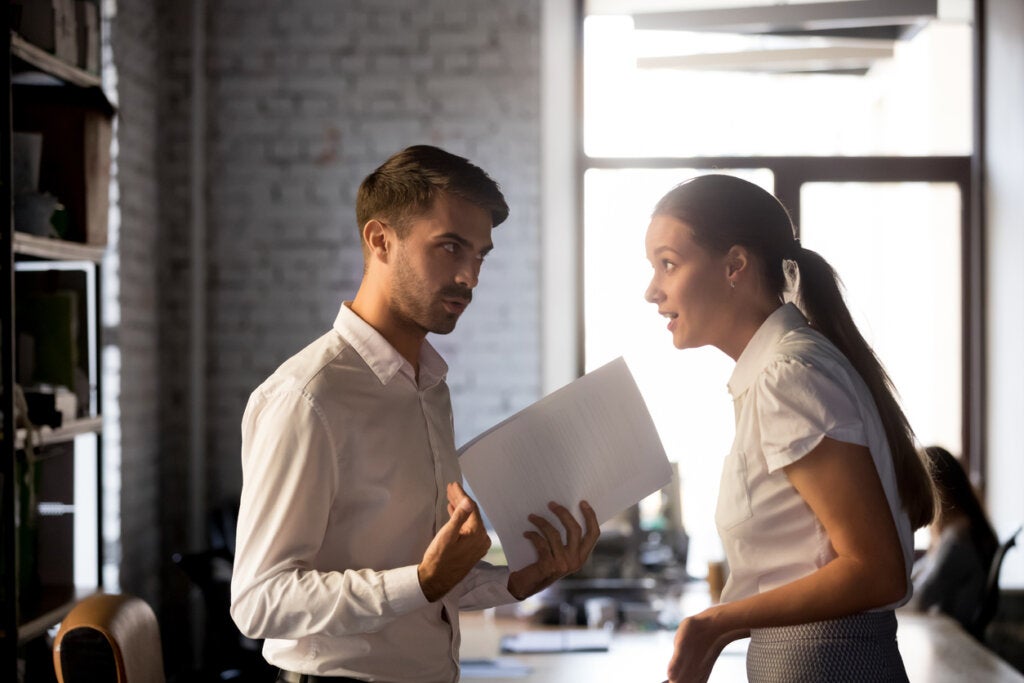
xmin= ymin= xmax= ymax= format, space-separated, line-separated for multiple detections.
xmin=547 ymin=0 xmax=985 ymax=485
xmin=579 ymin=154 xmax=981 ymax=482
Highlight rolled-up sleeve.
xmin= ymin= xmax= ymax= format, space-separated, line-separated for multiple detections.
xmin=230 ymin=388 xmax=429 ymax=640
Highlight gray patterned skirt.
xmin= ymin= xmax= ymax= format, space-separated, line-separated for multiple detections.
xmin=746 ymin=611 xmax=909 ymax=683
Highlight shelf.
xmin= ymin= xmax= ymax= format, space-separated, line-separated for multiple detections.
xmin=16 ymin=416 xmax=102 ymax=451
xmin=10 ymin=32 xmax=102 ymax=91
xmin=4 ymin=25 xmax=111 ymax=673
xmin=11 ymin=33 xmax=115 ymax=117
xmin=13 ymin=232 xmax=106 ymax=263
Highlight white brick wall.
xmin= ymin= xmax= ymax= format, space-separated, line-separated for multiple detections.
xmin=204 ymin=0 xmax=544 ymax=497
xmin=109 ymin=2 xmax=202 ymax=668
xmin=107 ymin=0 xmax=543 ymax=669
xmin=108 ymin=0 xmax=165 ymax=611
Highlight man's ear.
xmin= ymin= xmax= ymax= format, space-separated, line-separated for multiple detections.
xmin=363 ymin=219 xmax=391 ymax=263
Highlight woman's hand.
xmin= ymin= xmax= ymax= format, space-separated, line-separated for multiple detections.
xmin=667 ymin=608 xmax=747 ymax=683
xmin=667 ymin=611 xmax=720 ymax=683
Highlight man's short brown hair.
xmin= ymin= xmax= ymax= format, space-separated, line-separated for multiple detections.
xmin=356 ymin=145 xmax=509 ymax=245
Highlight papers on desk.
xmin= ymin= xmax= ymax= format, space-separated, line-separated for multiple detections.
xmin=499 ymin=627 xmax=613 ymax=654
xmin=460 ymin=657 xmax=532 ymax=678
xmin=460 ymin=357 xmax=672 ymax=571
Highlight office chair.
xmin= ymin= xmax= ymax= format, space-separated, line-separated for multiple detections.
xmin=53 ymin=592 xmax=166 ymax=683
xmin=172 ymin=499 xmax=275 ymax=681
xmin=971 ymin=524 xmax=1022 ymax=642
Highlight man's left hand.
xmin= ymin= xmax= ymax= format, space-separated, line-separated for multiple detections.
xmin=507 ymin=500 xmax=601 ymax=600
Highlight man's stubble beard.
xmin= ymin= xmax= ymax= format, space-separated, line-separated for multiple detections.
xmin=391 ymin=251 xmax=467 ymax=336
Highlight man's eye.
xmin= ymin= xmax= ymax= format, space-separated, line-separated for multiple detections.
xmin=442 ymin=243 xmax=458 ymax=253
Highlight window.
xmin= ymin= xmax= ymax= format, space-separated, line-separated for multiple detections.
xmin=581 ymin=2 xmax=974 ymax=575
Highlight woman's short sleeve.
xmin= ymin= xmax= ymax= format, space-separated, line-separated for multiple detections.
xmin=754 ymin=356 xmax=867 ymax=472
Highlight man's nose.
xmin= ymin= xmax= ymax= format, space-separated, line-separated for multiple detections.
xmin=456 ymin=259 xmax=480 ymax=289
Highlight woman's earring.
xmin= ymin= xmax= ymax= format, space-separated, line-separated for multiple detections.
xmin=730 ymin=280 xmax=736 ymax=289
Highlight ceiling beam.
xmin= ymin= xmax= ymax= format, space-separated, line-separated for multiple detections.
xmin=631 ymin=0 xmax=938 ymax=35
xmin=637 ymin=43 xmax=895 ymax=73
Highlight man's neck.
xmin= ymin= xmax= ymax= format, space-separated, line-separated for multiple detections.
xmin=349 ymin=291 xmax=424 ymax=375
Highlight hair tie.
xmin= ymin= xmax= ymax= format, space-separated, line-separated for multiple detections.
xmin=788 ymin=237 xmax=802 ymax=259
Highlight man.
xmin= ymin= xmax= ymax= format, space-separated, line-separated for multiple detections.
xmin=230 ymin=145 xmax=600 ymax=683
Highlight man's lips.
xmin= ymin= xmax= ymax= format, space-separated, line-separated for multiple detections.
xmin=443 ymin=298 xmax=470 ymax=314
xmin=440 ymin=285 xmax=473 ymax=315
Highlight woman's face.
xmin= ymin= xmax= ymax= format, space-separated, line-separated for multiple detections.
xmin=644 ymin=214 xmax=733 ymax=351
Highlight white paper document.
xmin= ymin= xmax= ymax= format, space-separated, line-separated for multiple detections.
xmin=459 ymin=357 xmax=672 ymax=571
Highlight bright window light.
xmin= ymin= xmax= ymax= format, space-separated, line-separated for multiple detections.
xmin=584 ymin=16 xmax=971 ymax=158
xmin=800 ymin=182 xmax=963 ymax=454
xmin=584 ymin=167 xmax=774 ymax=573
xmin=582 ymin=12 xmax=971 ymax=577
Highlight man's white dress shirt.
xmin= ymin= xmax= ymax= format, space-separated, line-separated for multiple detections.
xmin=716 ymin=303 xmax=914 ymax=608
xmin=231 ymin=303 xmax=515 ymax=682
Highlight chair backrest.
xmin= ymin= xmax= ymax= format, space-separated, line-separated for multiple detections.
xmin=972 ymin=524 xmax=1022 ymax=641
xmin=53 ymin=592 xmax=166 ymax=683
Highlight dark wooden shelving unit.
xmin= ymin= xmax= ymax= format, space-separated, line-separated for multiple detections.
xmin=3 ymin=8 xmax=113 ymax=676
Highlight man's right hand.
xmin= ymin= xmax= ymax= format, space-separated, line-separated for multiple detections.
xmin=417 ymin=481 xmax=491 ymax=602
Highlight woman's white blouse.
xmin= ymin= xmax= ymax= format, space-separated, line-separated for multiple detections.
xmin=716 ymin=303 xmax=914 ymax=608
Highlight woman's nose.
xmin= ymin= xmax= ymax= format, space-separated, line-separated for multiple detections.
xmin=645 ymin=279 xmax=663 ymax=304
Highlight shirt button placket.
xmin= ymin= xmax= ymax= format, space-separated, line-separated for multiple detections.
xmin=420 ymin=390 xmax=447 ymax=534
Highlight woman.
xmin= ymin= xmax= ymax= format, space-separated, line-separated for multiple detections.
xmin=644 ymin=175 xmax=934 ymax=682
xmin=907 ymin=445 xmax=997 ymax=631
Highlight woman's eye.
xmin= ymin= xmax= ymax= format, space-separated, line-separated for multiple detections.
xmin=662 ymin=260 xmax=676 ymax=272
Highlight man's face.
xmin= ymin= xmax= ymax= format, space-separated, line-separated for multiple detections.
xmin=388 ymin=192 xmax=494 ymax=335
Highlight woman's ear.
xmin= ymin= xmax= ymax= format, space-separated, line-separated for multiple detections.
xmin=725 ymin=245 xmax=750 ymax=283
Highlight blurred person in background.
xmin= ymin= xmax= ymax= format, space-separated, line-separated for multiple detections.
xmin=906 ymin=445 xmax=997 ymax=631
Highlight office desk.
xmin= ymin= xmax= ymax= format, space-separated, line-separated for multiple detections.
xmin=459 ymin=611 xmax=1024 ymax=682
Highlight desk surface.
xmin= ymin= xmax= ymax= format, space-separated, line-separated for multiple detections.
xmin=459 ymin=611 xmax=1024 ymax=683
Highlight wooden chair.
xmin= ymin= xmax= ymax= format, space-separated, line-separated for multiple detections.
xmin=53 ymin=592 xmax=166 ymax=683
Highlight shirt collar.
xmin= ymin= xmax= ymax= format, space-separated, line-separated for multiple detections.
xmin=333 ymin=303 xmax=449 ymax=388
xmin=727 ymin=303 xmax=809 ymax=398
